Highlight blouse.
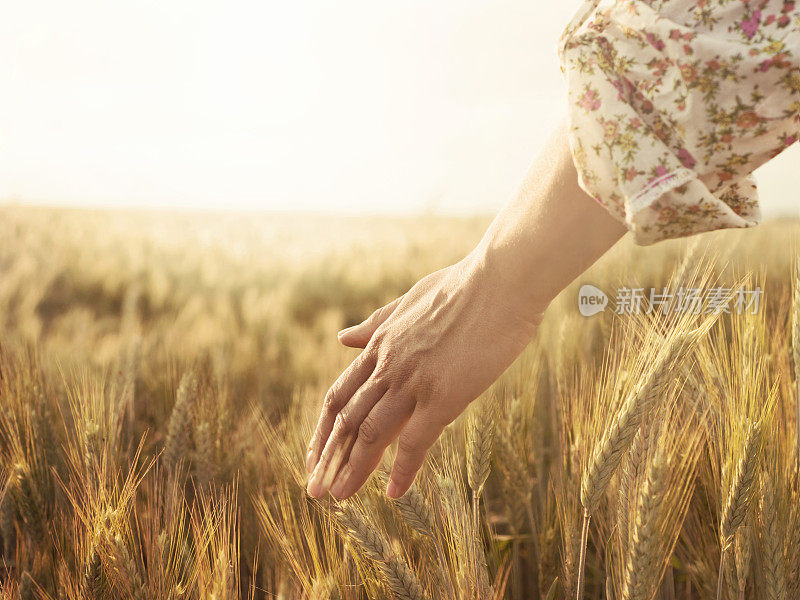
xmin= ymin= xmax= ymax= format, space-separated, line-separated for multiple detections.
xmin=559 ymin=0 xmax=800 ymax=244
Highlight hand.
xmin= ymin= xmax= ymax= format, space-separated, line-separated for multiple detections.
xmin=304 ymin=120 xmax=626 ymax=500
xmin=305 ymin=250 xmax=544 ymax=500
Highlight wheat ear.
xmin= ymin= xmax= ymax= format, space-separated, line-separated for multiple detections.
xmin=19 ymin=571 xmax=34 ymax=600
xmin=617 ymin=425 xmax=648 ymax=563
xmin=104 ymin=532 xmax=147 ymax=600
xmin=393 ymin=483 xmax=436 ymax=539
xmin=759 ymin=472 xmax=787 ymax=600
xmin=734 ymin=525 xmax=751 ymax=600
xmin=545 ymin=577 xmax=559 ymax=600
xmin=164 ymin=371 xmax=196 ymax=470
xmin=83 ymin=547 xmax=103 ymax=599
xmin=621 ymin=451 xmax=669 ymax=600
xmin=467 ymin=400 xmax=493 ymax=502
xmin=787 ymin=492 xmax=800 ymax=599
xmin=392 ymin=482 xmax=452 ymax=595
xmin=717 ymin=420 xmax=761 ymax=600
xmin=193 ymin=420 xmax=216 ymax=487
xmin=720 ymin=420 xmax=761 ymax=542
xmin=582 ymin=331 xmax=691 ymax=515
xmin=11 ymin=463 xmax=46 ymax=543
xmin=578 ymin=332 xmax=691 ymax=600
xmin=336 ymin=502 xmax=425 ymax=600
xmin=210 ymin=548 xmax=234 ymax=600
xmin=1 ymin=490 xmax=17 ymax=561
xmin=466 ymin=398 xmax=494 ymax=575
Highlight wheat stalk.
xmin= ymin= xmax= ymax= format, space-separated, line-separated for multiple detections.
xmin=495 ymin=421 xmax=541 ymax=597
xmin=545 ymin=577 xmax=559 ymax=600
xmin=792 ymin=263 xmax=800 ymax=474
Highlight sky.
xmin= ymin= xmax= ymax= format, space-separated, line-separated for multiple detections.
xmin=1 ymin=0 xmax=798 ymax=216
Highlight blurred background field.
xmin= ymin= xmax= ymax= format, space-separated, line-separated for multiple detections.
xmin=1 ymin=206 xmax=800 ymax=599
xmin=0 ymin=207 xmax=487 ymax=408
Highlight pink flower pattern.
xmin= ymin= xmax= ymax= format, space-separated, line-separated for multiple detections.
xmin=741 ymin=11 xmax=762 ymax=39
xmin=559 ymin=0 xmax=800 ymax=244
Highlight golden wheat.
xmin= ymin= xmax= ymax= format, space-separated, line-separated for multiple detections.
xmin=0 ymin=208 xmax=798 ymax=599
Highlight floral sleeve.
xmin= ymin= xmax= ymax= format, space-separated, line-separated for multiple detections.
xmin=559 ymin=0 xmax=800 ymax=245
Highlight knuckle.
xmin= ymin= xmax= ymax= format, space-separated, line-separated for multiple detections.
xmin=369 ymin=326 xmax=389 ymax=348
xmin=322 ymin=387 xmax=342 ymax=413
xmin=397 ymin=437 xmax=423 ymax=463
xmin=357 ymin=417 xmax=379 ymax=446
xmin=306 ymin=436 xmax=317 ymax=453
xmin=333 ymin=411 xmax=354 ymax=435
xmin=411 ymin=376 xmax=441 ymax=408
xmin=393 ymin=456 xmax=418 ymax=480
xmin=373 ymin=353 xmax=395 ymax=379
xmin=368 ymin=306 xmax=384 ymax=324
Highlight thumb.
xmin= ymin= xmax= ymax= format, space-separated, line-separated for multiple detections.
xmin=338 ymin=296 xmax=403 ymax=348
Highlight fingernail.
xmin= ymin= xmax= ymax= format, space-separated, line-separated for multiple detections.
xmin=386 ymin=479 xmax=401 ymax=499
xmin=305 ymin=450 xmax=315 ymax=474
xmin=306 ymin=465 xmax=324 ymax=498
xmin=329 ymin=465 xmax=352 ymax=499
xmin=337 ymin=326 xmax=355 ymax=338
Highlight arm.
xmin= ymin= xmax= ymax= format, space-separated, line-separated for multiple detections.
xmin=305 ymin=119 xmax=627 ymax=500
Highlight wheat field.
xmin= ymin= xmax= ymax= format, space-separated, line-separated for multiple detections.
xmin=0 ymin=205 xmax=798 ymax=600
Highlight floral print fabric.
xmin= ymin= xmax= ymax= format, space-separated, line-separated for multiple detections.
xmin=559 ymin=0 xmax=800 ymax=244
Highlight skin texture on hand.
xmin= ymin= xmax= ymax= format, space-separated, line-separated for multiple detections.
xmin=305 ymin=254 xmax=542 ymax=500
xmin=306 ymin=120 xmax=627 ymax=500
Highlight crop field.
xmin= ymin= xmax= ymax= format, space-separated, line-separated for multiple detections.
xmin=0 ymin=206 xmax=797 ymax=600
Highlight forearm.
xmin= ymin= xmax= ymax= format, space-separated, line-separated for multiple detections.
xmin=472 ymin=119 xmax=627 ymax=317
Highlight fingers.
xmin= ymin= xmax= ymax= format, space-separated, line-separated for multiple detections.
xmin=306 ymin=351 xmax=376 ymax=474
xmin=386 ymin=407 xmax=445 ymax=499
xmin=329 ymin=391 xmax=414 ymax=499
xmin=306 ymin=377 xmax=388 ymax=498
xmin=338 ymin=296 xmax=403 ymax=348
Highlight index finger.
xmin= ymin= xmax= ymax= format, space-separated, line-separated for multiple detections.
xmin=306 ymin=350 xmax=376 ymax=473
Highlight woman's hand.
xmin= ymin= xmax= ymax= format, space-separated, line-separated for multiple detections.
xmin=305 ymin=250 xmax=544 ymax=500
xmin=305 ymin=120 xmax=627 ymax=500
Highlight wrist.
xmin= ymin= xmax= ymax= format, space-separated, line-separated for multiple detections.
xmin=465 ymin=237 xmax=553 ymax=323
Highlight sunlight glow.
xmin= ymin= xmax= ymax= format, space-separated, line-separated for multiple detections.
xmin=1 ymin=1 xmax=797 ymax=216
